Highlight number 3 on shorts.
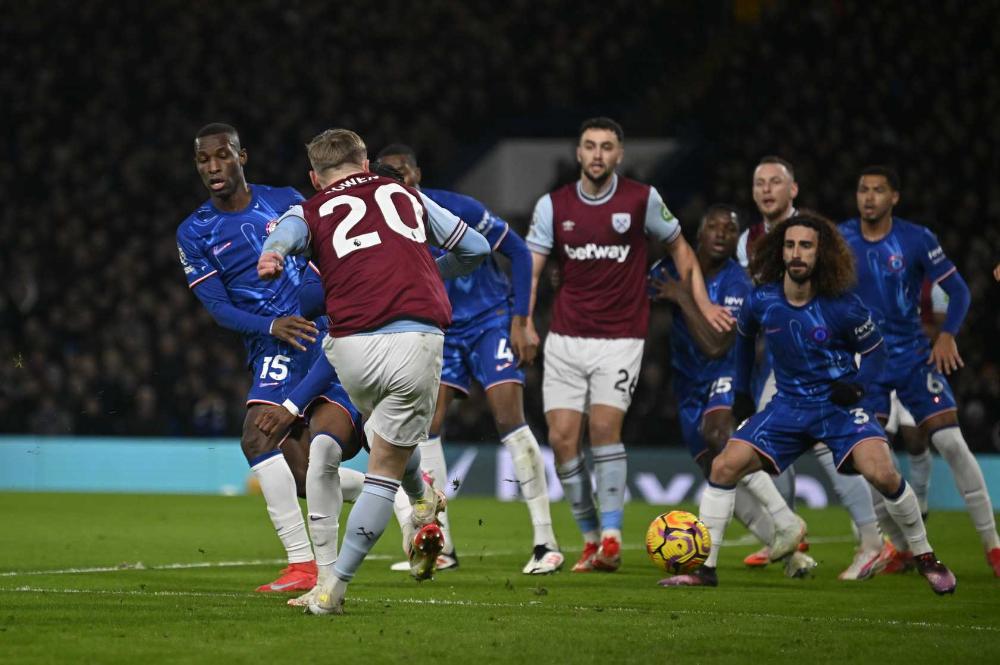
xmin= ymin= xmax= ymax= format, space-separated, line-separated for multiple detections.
xmin=850 ymin=407 xmax=869 ymax=425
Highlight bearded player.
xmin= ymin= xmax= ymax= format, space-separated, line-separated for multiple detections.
xmin=663 ymin=213 xmax=956 ymax=595
xmin=527 ymin=117 xmax=734 ymax=572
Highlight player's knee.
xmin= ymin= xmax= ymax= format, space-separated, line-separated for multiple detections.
xmin=709 ymin=452 xmax=741 ymax=486
xmin=588 ymin=419 xmax=621 ymax=445
xmin=492 ymin=412 xmax=524 ymax=437
xmin=866 ymin=464 xmax=901 ymax=496
xmin=240 ymin=426 xmax=276 ymax=462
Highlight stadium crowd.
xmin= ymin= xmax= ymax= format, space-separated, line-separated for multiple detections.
xmin=3 ymin=0 xmax=998 ymax=451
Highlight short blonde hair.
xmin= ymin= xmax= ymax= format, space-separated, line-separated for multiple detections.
xmin=306 ymin=129 xmax=367 ymax=173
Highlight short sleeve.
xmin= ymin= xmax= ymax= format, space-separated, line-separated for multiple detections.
xmin=918 ymin=226 xmax=957 ymax=284
xmin=643 ymin=187 xmax=682 ymax=244
xmin=526 ymin=194 xmax=554 ymax=254
xmin=176 ymin=226 xmax=217 ymax=289
xmin=841 ymin=293 xmax=883 ymax=354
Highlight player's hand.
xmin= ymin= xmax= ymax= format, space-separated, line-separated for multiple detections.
xmin=732 ymin=391 xmax=755 ymax=425
xmin=928 ymin=332 xmax=963 ymax=375
xmin=270 ymin=315 xmax=318 ymax=352
xmin=510 ymin=315 xmax=539 ymax=366
xmin=257 ymin=251 xmax=285 ymax=280
xmin=702 ymin=303 xmax=735 ymax=333
xmin=255 ymin=404 xmax=298 ymax=436
xmin=648 ymin=272 xmax=687 ymax=303
xmin=830 ymin=381 xmax=865 ymax=407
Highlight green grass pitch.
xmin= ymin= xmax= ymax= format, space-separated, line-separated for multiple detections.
xmin=1 ymin=492 xmax=998 ymax=664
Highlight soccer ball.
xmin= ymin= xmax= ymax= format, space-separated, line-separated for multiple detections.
xmin=645 ymin=510 xmax=711 ymax=574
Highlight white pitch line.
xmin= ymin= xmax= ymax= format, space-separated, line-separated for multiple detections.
xmin=0 ymin=536 xmax=854 ymax=578
xmin=2 ymin=586 xmax=995 ymax=633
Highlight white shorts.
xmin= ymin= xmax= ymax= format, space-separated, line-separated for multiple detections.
xmin=542 ymin=333 xmax=644 ymax=413
xmin=885 ymin=389 xmax=916 ymax=435
xmin=324 ymin=332 xmax=443 ymax=448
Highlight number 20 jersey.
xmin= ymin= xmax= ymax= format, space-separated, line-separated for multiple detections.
xmin=296 ymin=173 xmax=452 ymax=337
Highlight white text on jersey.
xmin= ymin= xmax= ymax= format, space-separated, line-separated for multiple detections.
xmin=563 ymin=243 xmax=631 ymax=263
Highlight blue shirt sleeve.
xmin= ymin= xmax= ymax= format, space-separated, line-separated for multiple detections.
xmin=839 ymin=293 xmax=883 ymax=355
xmin=299 ymin=264 xmax=326 ymax=320
xmin=734 ymin=289 xmax=759 ymax=394
xmin=917 ymin=226 xmax=957 ymax=284
xmin=495 ymin=227 xmax=531 ymax=316
xmin=937 ymin=270 xmax=971 ymax=336
xmin=190 ymin=274 xmax=274 ymax=336
xmin=176 ymin=225 xmax=218 ymax=289
xmin=286 ymin=344 xmax=338 ymax=412
xmin=721 ymin=268 xmax=752 ymax=317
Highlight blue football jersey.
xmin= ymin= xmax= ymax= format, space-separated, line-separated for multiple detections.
xmin=737 ymin=284 xmax=882 ymax=402
xmin=422 ymin=188 xmax=512 ymax=325
xmin=840 ymin=217 xmax=956 ymax=357
xmin=176 ymin=184 xmax=313 ymax=356
xmin=654 ymin=257 xmax=751 ymax=383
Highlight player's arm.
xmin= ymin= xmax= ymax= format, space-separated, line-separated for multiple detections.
xmin=830 ymin=297 xmax=886 ymax=407
xmin=731 ymin=292 xmax=759 ymax=422
xmin=177 ymin=228 xmax=316 ymax=349
xmin=495 ymin=226 xmax=538 ymax=365
xmin=649 ymin=266 xmax=734 ymax=358
xmin=524 ymin=194 xmax=555 ymax=362
xmin=919 ymin=229 xmax=969 ymax=375
xmin=921 ymin=282 xmax=948 ymax=342
xmin=255 ymin=342 xmax=338 ymax=436
xmin=421 ymin=192 xmax=490 ymax=278
xmin=258 ymin=206 xmax=311 ymax=279
xmin=644 ymin=188 xmax=733 ymax=333
xmin=299 ymin=263 xmax=325 ymax=320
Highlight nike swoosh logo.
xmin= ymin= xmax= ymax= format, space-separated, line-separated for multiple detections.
xmin=258 ymin=382 xmax=280 ymax=387
xmin=267 ymin=581 xmax=300 ymax=591
xmin=496 ymin=362 xmax=513 ymax=371
xmin=309 ymin=515 xmax=329 ymax=521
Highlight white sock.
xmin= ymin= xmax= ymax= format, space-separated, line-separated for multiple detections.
xmin=870 ymin=484 xmax=908 ymax=551
xmin=931 ymin=427 xmax=1000 ymax=549
xmin=772 ymin=465 xmax=797 ymax=509
xmin=881 ymin=481 xmax=932 ymax=556
xmin=856 ymin=520 xmax=883 ymax=552
xmin=418 ymin=436 xmax=454 ymax=553
xmin=306 ymin=434 xmax=342 ymax=581
xmin=700 ymin=484 xmax=736 ymax=568
xmin=339 ymin=467 xmax=365 ymax=503
xmin=393 ymin=487 xmax=414 ymax=558
xmin=733 ymin=484 xmax=774 ymax=545
xmin=251 ymin=453 xmax=312 ymax=564
xmin=814 ymin=444 xmax=879 ymax=530
xmin=739 ymin=471 xmax=797 ymax=531
xmin=503 ymin=425 xmax=557 ymax=549
xmin=907 ymin=449 xmax=932 ymax=514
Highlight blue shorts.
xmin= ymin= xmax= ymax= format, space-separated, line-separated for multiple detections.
xmin=731 ymin=395 xmax=886 ymax=474
xmin=864 ymin=351 xmax=957 ymax=426
xmin=675 ymin=373 xmax=735 ymax=461
xmin=247 ymin=340 xmax=363 ymax=436
xmin=440 ymin=314 xmax=524 ymax=395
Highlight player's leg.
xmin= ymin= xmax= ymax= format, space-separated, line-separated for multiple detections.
xmin=485 ymin=381 xmax=562 ymax=573
xmin=542 ymin=333 xmax=598 ymax=570
xmin=418 ymin=383 xmax=458 ymax=566
xmin=922 ymin=411 xmax=1000 ymax=573
xmin=243 ymin=405 xmax=315 ymax=592
xmin=302 ymin=398 xmax=363 ymax=592
xmin=310 ymin=332 xmax=445 ymax=615
xmin=586 ymin=337 xmax=645 ymax=571
xmin=888 ymin=390 xmax=931 ymax=517
xmin=901 ymin=361 xmax=1000 ymax=573
xmin=701 ymin=403 xmax=775 ymax=551
xmin=807 ymin=442 xmax=882 ymax=579
xmin=847 ymin=438 xmax=955 ymax=594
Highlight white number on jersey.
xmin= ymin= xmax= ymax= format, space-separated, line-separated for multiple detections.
xmin=319 ymin=184 xmax=426 ymax=258
xmin=709 ymin=376 xmax=733 ymax=396
xmin=850 ymin=408 xmax=870 ymax=425
xmin=260 ymin=355 xmax=290 ymax=381
xmin=495 ymin=338 xmax=514 ymax=363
